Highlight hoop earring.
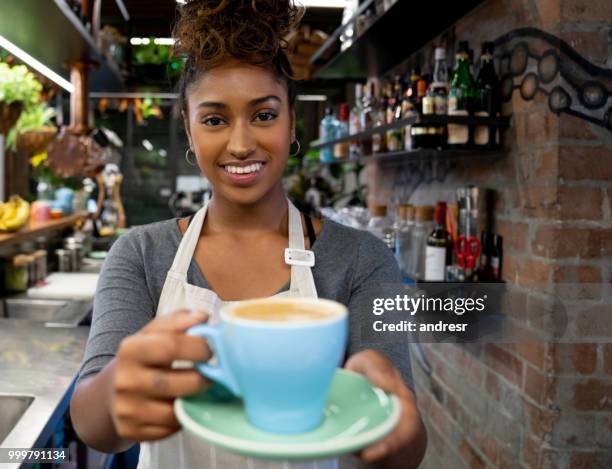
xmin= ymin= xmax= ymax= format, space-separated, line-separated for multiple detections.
xmin=289 ymin=139 xmax=301 ymax=157
xmin=185 ymin=148 xmax=197 ymax=166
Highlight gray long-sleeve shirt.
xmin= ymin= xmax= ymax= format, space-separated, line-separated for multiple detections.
xmin=77 ymin=218 xmax=413 ymax=389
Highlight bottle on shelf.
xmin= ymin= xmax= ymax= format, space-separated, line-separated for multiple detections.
xmin=319 ymin=107 xmax=338 ymax=162
xmin=424 ymin=201 xmax=452 ymax=281
xmin=361 ymin=81 xmax=376 ymax=155
xmin=410 ymin=205 xmax=434 ymax=280
xmin=490 ymin=234 xmax=503 ymax=281
xmin=474 ymin=42 xmax=501 ymax=148
xmin=367 ymin=204 xmax=395 ymax=251
xmin=479 ymin=231 xmax=493 ymax=280
xmin=447 ymin=41 xmax=476 ymax=148
xmin=371 ymin=82 xmax=387 ymax=155
xmin=401 ymin=69 xmax=420 ymax=151
xmin=334 ymin=103 xmax=350 ymax=159
xmin=386 ymin=76 xmax=404 ymax=152
xmin=395 ymin=204 xmax=415 ymax=281
xmin=430 ymin=46 xmax=449 ymax=148
xmin=349 ymin=84 xmax=364 ymax=159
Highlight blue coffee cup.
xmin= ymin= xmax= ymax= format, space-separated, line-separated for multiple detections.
xmin=187 ymin=297 xmax=348 ymax=434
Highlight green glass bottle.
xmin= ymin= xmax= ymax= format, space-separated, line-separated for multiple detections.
xmin=447 ymin=41 xmax=475 ymax=148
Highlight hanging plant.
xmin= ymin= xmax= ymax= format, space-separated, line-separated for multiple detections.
xmin=6 ymin=103 xmax=56 ymax=153
xmin=0 ymin=63 xmax=42 ymax=134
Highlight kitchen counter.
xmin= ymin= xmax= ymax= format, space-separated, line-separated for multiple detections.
xmin=0 ymin=320 xmax=90 ymax=469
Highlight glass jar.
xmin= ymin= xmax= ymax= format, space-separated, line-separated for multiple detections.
xmin=5 ymin=255 xmax=29 ymax=292
xmin=410 ymin=206 xmax=435 ymax=280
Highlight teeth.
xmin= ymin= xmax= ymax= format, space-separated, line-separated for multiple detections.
xmin=224 ymin=163 xmax=262 ymax=174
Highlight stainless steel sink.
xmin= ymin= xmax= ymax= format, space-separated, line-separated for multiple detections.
xmin=3 ymin=299 xmax=68 ymax=321
xmin=1 ymin=298 xmax=92 ymax=326
xmin=0 ymin=395 xmax=34 ymax=444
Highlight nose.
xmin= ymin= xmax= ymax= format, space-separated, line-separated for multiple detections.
xmin=227 ymin=120 xmax=256 ymax=160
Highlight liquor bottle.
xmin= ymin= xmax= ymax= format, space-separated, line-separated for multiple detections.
xmin=474 ymin=42 xmax=501 ymax=148
xmin=319 ymin=107 xmax=337 ymax=162
xmin=411 ymin=205 xmax=434 ymax=280
xmin=386 ymin=76 xmax=404 ymax=152
xmin=431 ymin=46 xmax=449 ymax=147
xmin=447 ymin=41 xmax=475 ymax=148
xmin=334 ymin=103 xmax=350 ymax=159
xmin=424 ymin=201 xmax=452 ymax=281
xmin=362 ymin=82 xmax=376 ymax=155
xmin=490 ymin=234 xmax=503 ymax=281
xmin=368 ymin=205 xmax=394 ymax=251
xmin=401 ymin=69 xmax=420 ymax=150
xmin=349 ymin=84 xmax=364 ymax=159
xmin=371 ymin=82 xmax=387 ymax=154
xmin=395 ymin=204 xmax=415 ymax=281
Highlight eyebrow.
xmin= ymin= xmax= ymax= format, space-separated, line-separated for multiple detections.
xmin=196 ymin=95 xmax=281 ymax=110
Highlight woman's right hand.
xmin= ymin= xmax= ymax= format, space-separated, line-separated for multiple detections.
xmin=110 ymin=309 xmax=212 ymax=442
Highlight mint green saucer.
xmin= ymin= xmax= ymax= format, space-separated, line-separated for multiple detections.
xmin=175 ymin=369 xmax=401 ymax=460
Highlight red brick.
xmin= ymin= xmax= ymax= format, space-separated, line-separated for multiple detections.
xmin=509 ymin=342 xmax=548 ymax=371
xmin=535 ymin=0 xmax=562 ymax=28
xmin=559 ymin=114 xmax=599 ymax=140
xmin=574 ymin=304 xmax=612 ymax=339
xmin=459 ymin=439 xmax=486 ymax=469
xmin=605 ymin=345 xmax=612 ymax=375
xmin=519 ymin=186 xmax=559 ymax=215
xmin=526 ymin=110 xmax=559 ymax=145
xmin=561 ymin=31 xmax=611 ymax=67
xmin=532 ymin=225 xmax=611 ymax=259
xmin=498 ymin=444 xmax=516 ymax=469
xmin=598 ymin=416 xmax=612 ymax=448
xmin=559 ymin=146 xmax=612 ymax=180
xmin=607 ymin=189 xmax=612 ymax=216
xmin=573 ymin=378 xmax=612 ymax=411
xmin=497 ymin=220 xmax=529 ymax=253
xmin=525 ymin=401 xmax=559 ymax=438
xmin=552 ymin=265 xmax=603 ymax=299
xmin=558 ymin=187 xmax=603 ymax=220
xmin=503 ymin=255 xmax=553 ymax=287
xmin=470 ymin=429 xmax=498 ymax=466
xmin=446 ymin=392 xmax=472 ymax=432
xmin=455 ymin=348 xmax=484 ymax=388
xmin=562 ymin=0 xmax=612 ymax=22
xmin=521 ymin=435 xmax=542 ymax=468
xmin=554 ymin=343 xmax=598 ymax=375
xmin=533 ymin=147 xmax=559 ymax=180
xmin=524 ymin=365 xmax=554 ymax=405
xmin=485 ymin=370 xmax=502 ymax=401
xmin=485 ymin=344 xmax=524 ymax=387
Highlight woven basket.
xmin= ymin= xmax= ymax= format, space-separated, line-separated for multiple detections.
xmin=16 ymin=127 xmax=58 ymax=155
xmin=0 ymin=101 xmax=23 ymax=134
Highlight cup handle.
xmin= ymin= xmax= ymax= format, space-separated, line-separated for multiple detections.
xmin=187 ymin=324 xmax=240 ymax=396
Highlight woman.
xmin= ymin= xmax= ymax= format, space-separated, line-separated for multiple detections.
xmin=70 ymin=1 xmax=426 ymax=468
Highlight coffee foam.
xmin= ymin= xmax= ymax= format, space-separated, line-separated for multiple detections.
xmin=230 ymin=302 xmax=337 ymax=322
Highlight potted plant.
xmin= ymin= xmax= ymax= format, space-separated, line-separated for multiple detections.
xmin=0 ymin=63 xmax=42 ymax=134
xmin=7 ymin=103 xmax=57 ymax=154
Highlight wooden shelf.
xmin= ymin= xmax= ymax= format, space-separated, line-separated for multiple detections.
xmin=306 ymin=148 xmax=505 ymax=167
xmin=309 ymin=115 xmax=510 ymax=150
xmin=0 ymin=0 xmax=123 ymax=92
xmin=311 ymin=0 xmax=484 ymax=80
xmin=0 ymin=212 xmax=89 ymax=248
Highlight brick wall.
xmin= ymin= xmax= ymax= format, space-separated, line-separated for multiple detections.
xmin=367 ymin=0 xmax=612 ymax=467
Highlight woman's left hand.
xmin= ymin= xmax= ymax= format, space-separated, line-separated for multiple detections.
xmin=345 ymin=349 xmax=427 ymax=469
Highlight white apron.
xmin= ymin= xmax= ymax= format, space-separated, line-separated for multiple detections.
xmin=137 ymin=199 xmax=360 ymax=469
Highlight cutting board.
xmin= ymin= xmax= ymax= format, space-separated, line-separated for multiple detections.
xmin=27 ymin=273 xmax=99 ymax=300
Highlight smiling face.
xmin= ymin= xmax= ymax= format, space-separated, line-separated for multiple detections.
xmin=183 ymin=61 xmax=295 ymax=207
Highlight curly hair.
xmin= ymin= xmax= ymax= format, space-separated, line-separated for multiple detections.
xmin=172 ymin=0 xmax=303 ymax=113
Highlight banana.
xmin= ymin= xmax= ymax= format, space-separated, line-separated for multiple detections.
xmin=0 ymin=196 xmax=30 ymax=232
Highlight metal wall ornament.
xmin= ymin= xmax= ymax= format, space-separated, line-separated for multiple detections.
xmin=494 ymin=27 xmax=612 ymax=131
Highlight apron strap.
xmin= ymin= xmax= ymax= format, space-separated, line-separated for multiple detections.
xmin=287 ymin=200 xmax=318 ymax=299
xmin=168 ymin=203 xmax=208 ymax=279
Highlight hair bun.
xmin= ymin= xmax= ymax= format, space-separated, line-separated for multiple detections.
xmin=172 ymin=0 xmax=303 ymax=68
